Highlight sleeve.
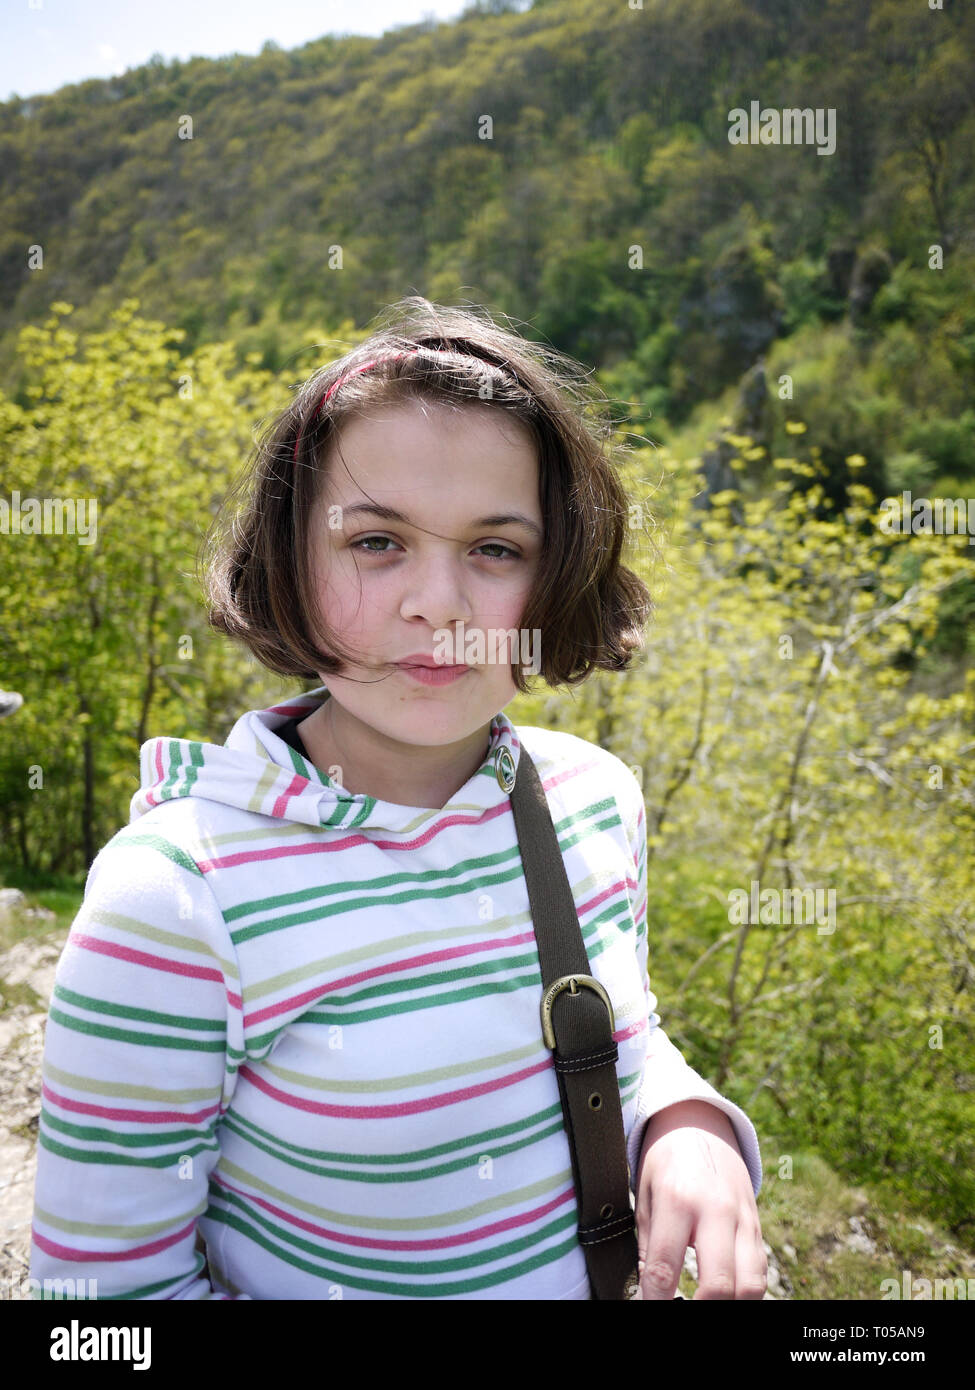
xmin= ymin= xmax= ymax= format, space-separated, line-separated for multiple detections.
xmin=616 ymin=767 xmax=763 ymax=1203
xmin=28 ymin=833 xmax=252 ymax=1300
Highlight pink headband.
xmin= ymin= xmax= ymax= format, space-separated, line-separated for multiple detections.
xmin=292 ymin=352 xmax=411 ymax=461
xmin=291 ymin=346 xmax=506 ymax=461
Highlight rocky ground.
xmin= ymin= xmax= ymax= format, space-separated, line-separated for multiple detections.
xmin=0 ymin=891 xmax=63 ymax=1300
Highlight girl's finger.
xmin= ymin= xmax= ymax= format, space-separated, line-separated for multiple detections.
xmin=691 ymin=1212 xmax=738 ymax=1300
xmin=638 ymin=1200 xmax=694 ymax=1300
xmin=735 ymin=1218 xmax=769 ymax=1300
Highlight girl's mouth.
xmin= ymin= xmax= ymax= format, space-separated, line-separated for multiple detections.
xmin=395 ymin=663 xmax=471 ymax=687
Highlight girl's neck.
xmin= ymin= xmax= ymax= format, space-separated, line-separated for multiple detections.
xmin=295 ymin=695 xmax=494 ymax=810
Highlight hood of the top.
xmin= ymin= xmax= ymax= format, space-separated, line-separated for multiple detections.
xmin=129 ymin=685 xmax=523 ymax=836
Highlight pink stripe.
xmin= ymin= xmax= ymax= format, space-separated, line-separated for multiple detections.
xmin=42 ymin=1081 xmax=220 ymax=1126
xmin=614 ymin=1018 xmax=645 ymax=1045
xmin=143 ymin=742 xmax=165 ymax=808
xmin=578 ymin=877 xmax=635 ymax=917
xmin=32 ymin=1217 xmax=196 ymax=1264
xmin=197 ymin=759 xmax=597 ymax=874
xmin=141 ymin=740 xmax=168 ymax=809
xmin=271 ymin=771 xmax=311 ymax=820
xmin=239 ymin=1056 xmax=553 ymax=1119
xmin=543 ymin=757 xmax=601 ymax=792
xmin=74 ymin=933 xmax=223 ymax=984
xmin=266 ymin=702 xmax=319 ymax=716
xmin=246 ymin=928 xmax=538 ymax=1026
xmin=197 ymin=799 xmax=512 ymax=872
xmin=211 ymin=1172 xmax=575 ymax=1251
xmin=71 ymin=933 xmax=242 ymax=1010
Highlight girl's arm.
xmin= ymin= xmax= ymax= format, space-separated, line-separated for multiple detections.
xmin=618 ymin=772 xmax=763 ymax=1202
xmin=29 ymin=833 xmax=249 ymax=1300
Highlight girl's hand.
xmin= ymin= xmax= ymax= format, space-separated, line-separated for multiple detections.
xmin=630 ymin=1098 xmax=767 ymax=1300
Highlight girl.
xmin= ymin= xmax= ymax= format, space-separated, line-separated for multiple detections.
xmin=29 ymin=298 xmax=766 ymax=1300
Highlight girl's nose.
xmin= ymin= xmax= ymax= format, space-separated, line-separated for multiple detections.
xmin=398 ymin=554 xmax=474 ymax=632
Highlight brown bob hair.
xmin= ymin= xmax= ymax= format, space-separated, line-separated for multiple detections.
xmin=202 ymin=296 xmax=653 ymax=696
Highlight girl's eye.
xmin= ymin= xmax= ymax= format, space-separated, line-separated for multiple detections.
xmin=351 ymin=535 xmax=519 ymax=560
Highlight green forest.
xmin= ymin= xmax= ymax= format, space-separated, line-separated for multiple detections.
xmin=1 ymin=0 xmax=973 ymax=1292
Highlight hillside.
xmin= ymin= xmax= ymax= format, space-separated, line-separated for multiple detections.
xmin=1 ymin=0 xmax=973 ymax=491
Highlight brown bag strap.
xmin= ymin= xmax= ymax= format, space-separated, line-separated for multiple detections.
xmin=509 ymin=745 xmax=640 ymax=1300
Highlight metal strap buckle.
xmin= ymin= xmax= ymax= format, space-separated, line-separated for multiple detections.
xmin=539 ymin=974 xmax=615 ymax=1050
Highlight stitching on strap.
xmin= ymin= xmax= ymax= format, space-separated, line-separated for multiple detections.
xmin=578 ymin=1215 xmax=636 ymax=1244
xmin=553 ymin=1049 xmax=619 ymax=1074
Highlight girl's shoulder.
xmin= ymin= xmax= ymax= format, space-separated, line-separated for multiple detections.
xmin=514 ymin=723 xmax=643 ymax=813
xmin=101 ymin=786 xmax=259 ymax=878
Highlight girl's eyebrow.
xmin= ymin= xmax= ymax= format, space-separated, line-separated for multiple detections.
xmin=340 ymin=502 xmax=543 ymax=539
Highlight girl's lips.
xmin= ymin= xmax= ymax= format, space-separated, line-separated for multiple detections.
xmin=396 ymin=654 xmax=459 ymax=666
xmin=396 ymin=663 xmax=471 ymax=686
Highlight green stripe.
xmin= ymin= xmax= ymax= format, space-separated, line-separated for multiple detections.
xmin=190 ymin=821 xmax=326 ymax=850
xmin=262 ymin=1037 xmax=542 ymax=1094
xmin=180 ymin=740 xmax=205 ymax=797
xmin=247 ymin=968 xmax=541 ymax=1049
xmin=44 ymin=1061 xmax=219 ymax=1103
xmin=299 ymin=942 xmax=549 ymax=1007
xmin=104 ymin=832 xmax=203 ymax=876
xmin=93 ymin=1262 xmax=208 ymax=1300
xmin=48 ymin=1005 xmax=226 ymax=1051
xmin=33 ymin=1198 xmax=209 ymax=1239
xmin=38 ymin=1129 xmax=218 ymax=1167
xmin=227 ymin=852 xmax=527 ymax=938
xmin=40 ymin=1106 xmax=216 ymax=1151
xmin=53 ymin=983 xmax=225 ymax=1032
xmin=345 ymin=796 xmax=377 ymax=829
xmin=246 ymin=760 xmax=282 ymax=814
xmin=154 ymin=740 xmax=183 ymax=800
xmin=218 ymin=1111 xmax=567 ymax=1183
xmin=320 ymin=793 xmax=362 ymax=830
xmin=282 ymin=739 xmax=325 ymax=786
xmin=34 ymin=1263 xmax=205 ymax=1300
xmin=228 ymin=1096 xmax=565 ymax=1162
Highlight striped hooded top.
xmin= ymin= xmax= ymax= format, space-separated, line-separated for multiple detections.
xmin=30 ymin=686 xmax=762 ymax=1300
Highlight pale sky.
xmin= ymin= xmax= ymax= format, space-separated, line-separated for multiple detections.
xmin=1 ymin=0 xmax=481 ymax=104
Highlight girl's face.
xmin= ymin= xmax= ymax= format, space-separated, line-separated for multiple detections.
xmin=306 ymin=400 xmax=544 ymax=750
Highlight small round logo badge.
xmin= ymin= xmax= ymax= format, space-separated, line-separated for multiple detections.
xmin=494 ymin=745 xmax=516 ymax=792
